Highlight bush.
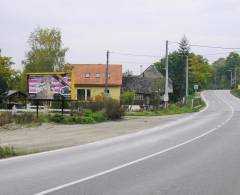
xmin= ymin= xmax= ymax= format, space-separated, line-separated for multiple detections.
xmin=0 ymin=146 xmax=18 ymax=158
xmin=0 ymin=112 xmax=13 ymax=126
xmin=50 ymin=114 xmax=64 ymax=123
xmin=120 ymin=91 xmax=135 ymax=105
xmin=82 ymin=109 xmax=93 ymax=117
xmin=104 ymin=98 xmax=124 ymax=119
xmin=92 ymin=112 xmax=108 ymax=122
xmin=14 ymin=112 xmax=37 ymax=124
xmin=88 ymin=95 xmax=105 ymax=112
xmin=78 ymin=116 xmax=95 ymax=124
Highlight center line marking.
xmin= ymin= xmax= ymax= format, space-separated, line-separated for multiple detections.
xmin=34 ymin=91 xmax=234 ymax=195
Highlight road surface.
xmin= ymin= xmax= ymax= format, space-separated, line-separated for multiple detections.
xmin=1 ymin=90 xmax=240 ymax=195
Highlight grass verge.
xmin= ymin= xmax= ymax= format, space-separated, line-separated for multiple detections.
xmin=0 ymin=146 xmax=23 ymax=159
xmin=126 ymin=97 xmax=205 ymax=117
xmin=231 ymin=89 xmax=240 ymax=98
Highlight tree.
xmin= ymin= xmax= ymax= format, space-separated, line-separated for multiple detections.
xmin=154 ymin=37 xmax=213 ymax=101
xmin=178 ymin=35 xmax=190 ymax=56
xmin=189 ymin=54 xmax=213 ymax=90
xmin=23 ymin=27 xmax=68 ymax=73
xmin=0 ymin=49 xmax=15 ymax=86
xmin=210 ymin=52 xmax=240 ymax=89
xmin=121 ymin=91 xmax=135 ymax=110
xmin=212 ymin=58 xmax=227 ymax=89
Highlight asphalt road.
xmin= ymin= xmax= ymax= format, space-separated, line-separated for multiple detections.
xmin=1 ymin=90 xmax=240 ymax=195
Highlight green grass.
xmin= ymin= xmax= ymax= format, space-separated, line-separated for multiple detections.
xmin=0 ymin=146 xmax=20 ymax=159
xmin=231 ymin=89 xmax=240 ymax=98
xmin=126 ymin=97 xmax=205 ymax=117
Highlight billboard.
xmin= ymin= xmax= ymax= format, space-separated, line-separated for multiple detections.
xmin=28 ymin=73 xmax=71 ymax=100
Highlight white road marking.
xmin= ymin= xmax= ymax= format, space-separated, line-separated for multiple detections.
xmin=0 ymin=92 xmax=209 ymax=163
xmin=34 ymin=91 xmax=234 ymax=195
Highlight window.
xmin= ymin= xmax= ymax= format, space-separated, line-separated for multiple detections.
xmin=77 ymin=89 xmax=91 ymax=101
xmin=108 ymin=73 xmax=111 ymax=78
xmin=96 ymin=73 xmax=100 ymax=78
xmin=86 ymin=89 xmax=91 ymax=100
xmin=85 ymin=73 xmax=90 ymax=78
xmin=77 ymin=89 xmax=85 ymax=101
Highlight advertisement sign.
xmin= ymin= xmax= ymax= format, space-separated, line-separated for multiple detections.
xmin=28 ymin=73 xmax=71 ymax=100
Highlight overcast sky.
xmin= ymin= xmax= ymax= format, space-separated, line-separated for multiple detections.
xmin=1 ymin=0 xmax=240 ymax=74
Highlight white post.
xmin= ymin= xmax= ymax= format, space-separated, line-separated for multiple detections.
xmin=185 ymin=56 xmax=189 ymax=105
xmin=164 ymin=40 xmax=169 ymax=109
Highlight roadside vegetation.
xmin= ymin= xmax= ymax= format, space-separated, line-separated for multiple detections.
xmin=0 ymin=96 xmax=124 ymax=127
xmin=231 ymin=89 xmax=240 ymax=98
xmin=0 ymin=146 xmax=19 ymax=159
xmin=126 ymin=95 xmax=205 ymax=117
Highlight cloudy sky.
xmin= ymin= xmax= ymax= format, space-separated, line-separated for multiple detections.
xmin=1 ymin=0 xmax=240 ymax=74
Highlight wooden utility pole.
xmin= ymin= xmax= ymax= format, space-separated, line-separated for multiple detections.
xmin=105 ymin=50 xmax=109 ymax=95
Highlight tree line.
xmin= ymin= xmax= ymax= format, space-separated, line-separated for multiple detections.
xmin=154 ymin=36 xmax=213 ymax=102
xmin=1 ymin=27 xmax=235 ymax=104
xmin=211 ymin=52 xmax=240 ymax=89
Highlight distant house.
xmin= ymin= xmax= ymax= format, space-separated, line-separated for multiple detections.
xmin=122 ymin=65 xmax=173 ymax=105
xmin=3 ymin=90 xmax=27 ymax=109
xmin=71 ymin=64 xmax=122 ymax=101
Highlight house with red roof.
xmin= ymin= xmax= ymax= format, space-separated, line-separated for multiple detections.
xmin=70 ymin=64 xmax=122 ymax=101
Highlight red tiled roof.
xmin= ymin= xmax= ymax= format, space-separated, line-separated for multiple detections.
xmin=71 ymin=64 xmax=122 ymax=86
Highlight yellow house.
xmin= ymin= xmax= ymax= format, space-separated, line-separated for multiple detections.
xmin=70 ymin=64 xmax=122 ymax=101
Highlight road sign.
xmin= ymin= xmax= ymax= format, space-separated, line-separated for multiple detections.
xmin=194 ymin=85 xmax=199 ymax=91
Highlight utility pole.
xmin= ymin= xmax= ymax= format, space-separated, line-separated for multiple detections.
xmin=234 ymin=68 xmax=237 ymax=89
xmin=164 ymin=40 xmax=169 ymax=109
xmin=214 ymin=72 xmax=217 ymax=89
xmin=185 ymin=56 xmax=189 ymax=105
xmin=228 ymin=70 xmax=233 ymax=88
xmin=105 ymin=50 xmax=109 ymax=96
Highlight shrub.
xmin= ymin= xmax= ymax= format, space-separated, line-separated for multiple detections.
xmin=104 ymin=98 xmax=124 ymax=119
xmin=0 ymin=146 xmax=17 ymax=158
xmin=0 ymin=112 xmax=13 ymax=126
xmin=51 ymin=101 xmax=69 ymax=109
xmin=79 ymin=116 xmax=95 ymax=124
xmin=92 ymin=112 xmax=108 ymax=122
xmin=82 ymin=109 xmax=93 ymax=117
xmin=14 ymin=112 xmax=37 ymax=124
xmin=50 ymin=114 xmax=64 ymax=123
xmin=121 ymin=91 xmax=135 ymax=106
xmin=62 ymin=116 xmax=76 ymax=124
xmin=88 ymin=95 xmax=105 ymax=112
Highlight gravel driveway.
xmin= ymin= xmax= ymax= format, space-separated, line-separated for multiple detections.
xmin=0 ymin=114 xmax=189 ymax=153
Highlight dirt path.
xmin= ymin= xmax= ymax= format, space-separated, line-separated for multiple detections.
xmin=0 ymin=114 xmax=189 ymax=153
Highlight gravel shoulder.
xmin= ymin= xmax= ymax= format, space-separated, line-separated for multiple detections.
xmin=0 ymin=114 xmax=189 ymax=153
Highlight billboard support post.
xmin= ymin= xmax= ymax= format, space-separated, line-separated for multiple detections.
xmin=61 ymin=98 xmax=64 ymax=116
xmin=36 ymin=100 xmax=39 ymax=119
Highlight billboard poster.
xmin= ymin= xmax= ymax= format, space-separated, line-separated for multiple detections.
xmin=28 ymin=73 xmax=71 ymax=100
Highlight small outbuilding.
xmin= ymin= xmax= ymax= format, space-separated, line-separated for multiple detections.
xmin=3 ymin=90 xmax=27 ymax=109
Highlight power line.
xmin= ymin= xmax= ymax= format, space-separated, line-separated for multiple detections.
xmin=110 ymin=51 xmax=161 ymax=58
xmin=169 ymin=41 xmax=240 ymax=50
xmin=110 ymin=60 xmax=156 ymax=64
xmin=201 ymin=51 xmax=240 ymax=57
